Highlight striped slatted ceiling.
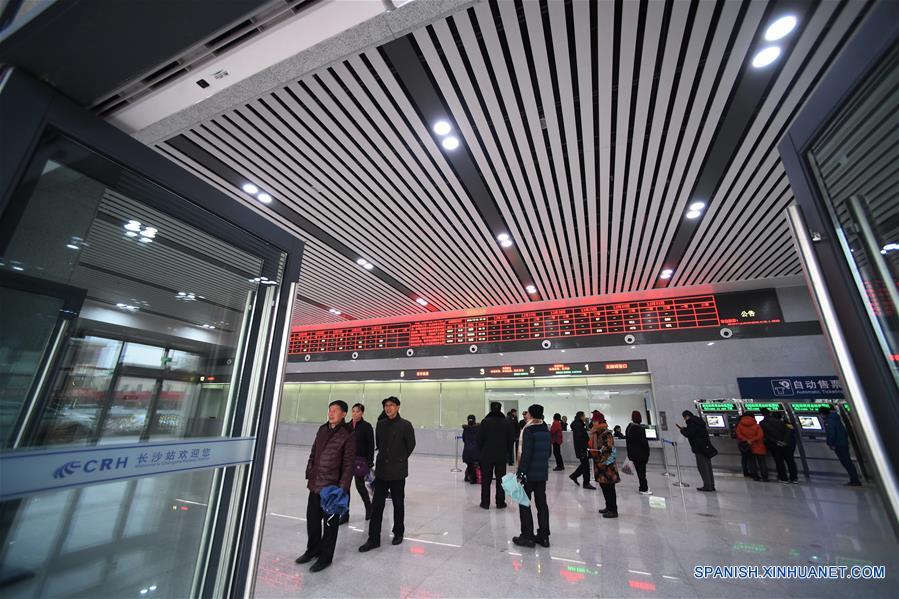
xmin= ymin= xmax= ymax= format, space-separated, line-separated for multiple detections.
xmin=144 ymin=0 xmax=869 ymax=327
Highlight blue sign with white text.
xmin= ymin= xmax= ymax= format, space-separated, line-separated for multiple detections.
xmin=737 ymin=376 xmax=844 ymax=400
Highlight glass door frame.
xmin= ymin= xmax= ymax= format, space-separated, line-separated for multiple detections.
xmin=0 ymin=66 xmax=304 ymax=596
xmin=778 ymin=2 xmax=899 ymax=536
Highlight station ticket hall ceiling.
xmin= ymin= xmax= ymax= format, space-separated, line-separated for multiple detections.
xmin=89 ymin=0 xmax=873 ymax=326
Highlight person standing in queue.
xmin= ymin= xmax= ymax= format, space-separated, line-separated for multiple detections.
xmin=820 ymin=405 xmax=861 ymax=486
xmin=462 ymin=415 xmax=480 ymax=485
xmin=677 ymin=410 xmax=717 ymax=492
xmin=589 ymin=411 xmax=620 ymax=518
xmin=506 ymin=409 xmax=519 ymax=466
xmin=550 ymin=413 xmax=565 ymax=471
xmin=625 ymin=410 xmax=651 ymax=495
xmin=513 ymin=404 xmax=551 ymax=548
xmin=477 ymin=401 xmax=513 ymax=509
xmin=343 ymin=403 xmax=374 ymax=523
xmin=761 ymin=409 xmax=791 ymax=483
xmin=568 ymin=411 xmax=595 ymax=489
xmin=359 ymin=397 xmax=416 ymax=552
xmin=295 ymin=400 xmax=355 ymax=572
xmin=735 ymin=411 xmax=768 ymax=481
xmin=561 ymin=415 xmax=569 ymax=431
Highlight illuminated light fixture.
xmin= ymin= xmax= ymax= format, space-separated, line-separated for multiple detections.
xmin=764 ymin=15 xmax=797 ymax=41
xmin=12 ymin=265 xmax=24 ymax=271
xmin=881 ymin=242 xmax=899 ymax=255
xmin=138 ymin=237 xmax=152 ymax=243
xmin=526 ymin=284 xmax=537 ymax=294
xmin=356 ymin=258 xmax=367 ymax=266
xmin=685 ymin=209 xmax=702 ymax=219
xmin=357 ymin=258 xmax=374 ymax=270
xmin=124 ymin=220 xmax=141 ymax=232
xmin=329 ymin=308 xmax=342 ymax=315
xmin=441 ymin=136 xmax=460 ymax=150
xmin=433 ymin=121 xmax=452 ymax=136
xmin=116 ymin=303 xmax=139 ymax=312
xmin=257 ymin=193 xmax=273 ymax=204
xmin=416 ymin=298 xmax=428 ymax=306
xmin=496 ymin=233 xmax=510 ymax=242
xmin=66 ymin=243 xmax=80 ymax=250
xmin=751 ymin=46 xmax=781 ymax=68
xmin=140 ymin=227 xmax=157 ymax=239
xmin=660 ymin=268 xmax=673 ymax=280
xmin=201 ymin=323 xmax=216 ymax=329
xmin=242 ymin=183 xmax=258 ymax=194
xmin=363 ymin=262 xmax=374 ymax=270
xmin=689 ymin=201 xmax=706 ymax=211
xmin=500 ymin=239 xmax=513 ymax=248
xmin=707 ymin=342 xmax=715 ymax=346
xmin=125 ymin=231 xmax=138 ymax=237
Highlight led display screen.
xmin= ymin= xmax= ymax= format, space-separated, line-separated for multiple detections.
xmin=290 ymin=290 xmax=783 ymax=356
xmin=705 ymin=415 xmax=727 ymax=429
xmin=742 ymin=402 xmax=784 ymax=412
xmin=697 ymin=402 xmax=737 ymax=412
xmin=798 ymin=416 xmax=823 ymax=431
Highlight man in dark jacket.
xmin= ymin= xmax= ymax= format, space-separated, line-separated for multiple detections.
xmin=343 ymin=403 xmax=374 ymax=523
xmin=820 ymin=406 xmax=861 ymax=486
xmin=506 ymin=409 xmax=519 ymax=465
xmin=359 ymin=397 xmax=416 ymax=551
xmin=677 ymin=410 xmax=716 ymax=492
xmin=568 ymin=411 xmax=595 ymax=489
xmin=760 ymin=408 xmax=789 ymax=483
xmin=625 ymin=410 xmax=651 ymax=494
xmin=295 ymin=400 xmax=355 ymax=572
xmin=477 ymin=402 xmax=513 ymax=508
xmin=513 ymin=404 xmax=551 ymax=549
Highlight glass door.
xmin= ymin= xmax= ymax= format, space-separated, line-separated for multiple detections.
xmin=0 ymin=69 xmax=302 ymax=598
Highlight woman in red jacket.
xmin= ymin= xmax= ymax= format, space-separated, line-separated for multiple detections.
xmin=735 ymin=412 xmax=769 ymax=481
xmin=550 ymin=413 xmax=564 ymax=471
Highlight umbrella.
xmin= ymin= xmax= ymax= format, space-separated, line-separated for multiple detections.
xmin=320 ymin=485 xmax=349 ymax=524
xmin=501 ymin=473 xmax=530 ymax=507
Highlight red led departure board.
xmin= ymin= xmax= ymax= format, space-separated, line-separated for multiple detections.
xmin=289 ymin=291 xmax=782 ymax=356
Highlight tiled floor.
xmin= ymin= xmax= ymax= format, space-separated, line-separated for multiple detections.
xmin=254 ymin=445 xmax=898 ymax=598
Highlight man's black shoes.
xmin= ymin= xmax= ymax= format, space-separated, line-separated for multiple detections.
xmin=295 ymin=551 xmax=318 ymax=564
xmin=358 ymin=540 xmax=380 ymax=552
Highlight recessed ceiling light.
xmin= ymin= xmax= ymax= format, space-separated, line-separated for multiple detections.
xmin=707 ymin=342 xmax=715 ymax=346
xmin=416 ymin=298 xmax=428 ymax=306
xmin=242 ymin=183 xmax=258 ymax=194
xmin=363 ymin=262 xmax=373 ymax=270
xmin=12 ymin=265 xmax=24 ymax=272
xmin=139 ymin=237 xmax=152 ymax=243
xmin=140 ymin=227 xmax=157 ymax=238
xmin=526 ymin=284 xmax=537 ymax=294
xmin=500 ymin=239 xmax=513 ymax=248
xmin=751 ymin=46 xmax=781 ymax=68
xmin=660 ymin=269 xmax=673 ymax=279
xmin=496 ymin=233 xmax=510 ymax=242
xmin=329 ymin=308 xmax=341 ymax=315
xmin=124 ymin=220 xmax=141 ymax=232
xmin=257 ymin=193 xmax=272 ymax=204
xmin=689 ymin=201 xmax=706 ymax=211
xmin=685 ymin=210 xmax=702 ymax=219
xmin=441 ymin=136 xmax=460 ymax=150
xmin=125 ymin=231 xmax=138 ymax=237
xmin=356 ymin=258 xmax=367 ymax=266
xmin=764 ymin=15 xmax=797 ymax=41
xmin=433 ymin=121 xmax=452 ymax=136
xmin=66 ymin=244 xmax=80 ymax=250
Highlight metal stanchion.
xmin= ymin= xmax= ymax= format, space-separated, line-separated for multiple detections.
xmin=661 ymin=438 xmax=674 ymax=477
xmin=451 ymin=435 xmax=462 ymax=472
xmin=667 ymin=439 xmax=689 ymax=487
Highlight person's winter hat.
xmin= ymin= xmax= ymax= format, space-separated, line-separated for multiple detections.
xmin=527 ymin=404 xmax=545 ymax=420
xmin=631 ymin=410 xmax=642 ymax=424
xmin=591 ymin=410 xmax=606 ymax=423
xmin=467 ymin=414 xmax=476 ymax=424
xmin=382 ymin=396 xmax=400 ymax=407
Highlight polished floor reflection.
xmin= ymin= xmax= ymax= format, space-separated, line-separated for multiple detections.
xmin=256 ymin=446 xmax=897 ymax=598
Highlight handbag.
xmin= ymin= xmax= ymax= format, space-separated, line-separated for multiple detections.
xmin=620 ymin=458 xmax=634 ymax=476
xmin=353 ymin=456 xmax=370 ymax=478
xmin=703 ymin=442 xmax=719 ymax=459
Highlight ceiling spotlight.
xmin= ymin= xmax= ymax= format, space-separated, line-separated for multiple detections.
xmin=66 ymin=244 xmax=80 ymax=250
xmin=242 ymin=183 xmax=259 ymax=194
xmin=433 ymin=121 xmax=452 ymax=136
xmin=685 ymin=210 xmax=702 ymax=219
xmin=526 ymin=284 xmax=537 ymax=294
xmin=140 ymin=227 xmax=157 ymax=238
xmin=257 ymin=193 xmax=272 ymax=204
xmin=124 ymin=220 xmax=141 ymax=232
xmin=707 ymin=342 xmax=715 ymax=346
xmin=496 ymin=233 xmax=510 ymax=242
xmin=751 ymin=46 xmax=781 ymax=68
xmin=363 ymin=262 xmax=373 ymax=270
xmin=764 ymin=15 xmax=797 ymax=41
xmin=138 ymin=237 xmax=153 ymax=243
xmin=329 ymin=308 xmax=342 ymax=315
xmin=125 ymin=231 xmax=138 ymax=237
xmin=416 ymin=298 xmax=428 ymax=306
xmin=12 ymin=265 xmax=24 ymax=272
xmin=660 ymin=269 xmax=673 ymax=279
xmin=441 ymin=136 xmax=460 ymax=150
xmin=500 ymin=239 xmax=513 ymax=248
xmin=356 ymin=258 xmax=367 ymax=266
xmin=689 ymin=201 xmax=706 ymax=211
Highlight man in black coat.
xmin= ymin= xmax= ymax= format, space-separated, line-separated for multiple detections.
xmin=342 ymin=403 xmax=374 ymax=524
xmin=359 ymin=396 xmax=416 ymax=551
xmin=625 ymin=410 xmax=651 ymax=494
xmin=295 ymin=400 xmax=355 ymax=572
xmin=677 ymin=410 xmax=716 ymax=492
xmin=506 ymin=409 xmax=519 ymax=465
xmin=477 ymin=401 xmax=514 ymax=509
xmin=568 ymin=411 xmax=595 ymax=489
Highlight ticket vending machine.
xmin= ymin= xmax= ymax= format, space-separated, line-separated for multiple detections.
xmin=787 ymin=402 xmax=831 ymax=439
xmin=694 ymin=400 xmax=741 ymax=437
xmin=784 ymin=401 xmax=868 ymax=481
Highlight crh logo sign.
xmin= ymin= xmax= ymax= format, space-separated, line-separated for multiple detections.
xmin=53 ymin=457 xmax=128 ymax=479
